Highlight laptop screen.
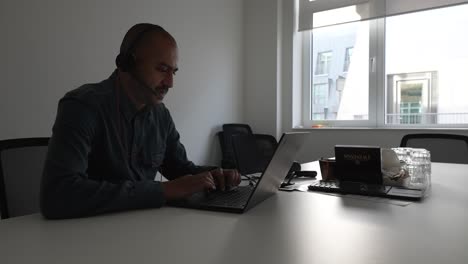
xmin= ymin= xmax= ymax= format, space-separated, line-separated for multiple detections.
xmin=245 ymin=132 xmax=310 ymax=211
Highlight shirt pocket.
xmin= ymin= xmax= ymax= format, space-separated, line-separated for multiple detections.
xmin=143 ymin=151 xmax=165 ymax=169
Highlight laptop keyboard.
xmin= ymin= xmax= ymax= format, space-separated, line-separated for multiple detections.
xmin=201 ymin=186 xmax=254 ymax=207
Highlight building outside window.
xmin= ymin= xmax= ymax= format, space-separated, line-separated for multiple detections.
xmin=312 ymin=83 xmax=330 ymax=120
xmin=315 ymin=51 xmax=332 ymax=75
xmin=313 ymin=83 xmax=329 ymax=105
xmin=386 ymin=72 xmax=437 ymax=125
xmin=343 ymin=47 xmax=353 ymax=72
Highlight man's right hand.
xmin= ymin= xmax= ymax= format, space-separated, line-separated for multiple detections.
xmin=162 ymin=172 xmax=216 ymax=200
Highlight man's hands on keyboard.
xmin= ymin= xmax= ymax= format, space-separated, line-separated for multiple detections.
xmin=211 ymin=168 xmax=241 ymax=191
xmin=162 ymin=169 xmax=241 ymax=201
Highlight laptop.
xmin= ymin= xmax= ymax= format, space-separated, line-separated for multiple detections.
xmin=167 ymin=132 xmax=310 ymax=213
xmin=308 ymin=145 xmax=425 ymax=200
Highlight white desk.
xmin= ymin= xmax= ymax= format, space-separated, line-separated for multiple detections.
xmin=1 ymin=162 xmax=468 ymax=264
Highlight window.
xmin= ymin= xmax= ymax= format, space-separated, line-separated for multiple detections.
xmin=312 ymin=83 xmax=330 ymax=120
xmin=303 ymin=19 xmax=370 ymax=125
xmin=386 ymin=72 xmax=437 ymax=125
xmin=313 ymin=83 xmax=329 ymax=105
xmin=315 ymin=51 xmax=332 ymax=75
xmin=299 ymin=2 xmax=468 ymax=128
xmin=343 ymin=47 xmax=353 ymax=72
xmin=384 ymin=6 xmax=468 ymax=126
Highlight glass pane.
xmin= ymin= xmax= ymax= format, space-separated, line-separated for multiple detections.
xmin=385 ymin=4 xmax=468 ymax=125
xmin=311 ymin=20 xmax=369 ymax=121
xmin=315 ymin=51 xmax=332 ymax=75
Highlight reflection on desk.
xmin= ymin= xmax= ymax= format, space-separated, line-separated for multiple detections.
xmin=1 ymin=163 xmax=468 ymax=264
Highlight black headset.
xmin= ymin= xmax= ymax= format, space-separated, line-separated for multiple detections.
xmin=115 ymin=24 xmax=165 ymax=72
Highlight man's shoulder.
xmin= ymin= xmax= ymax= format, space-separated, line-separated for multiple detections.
xmin=61 ymin=79 xmax=114 ymax=109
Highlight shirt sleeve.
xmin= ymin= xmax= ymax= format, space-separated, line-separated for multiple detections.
xmin=40 ymin=98 xmax=165 ymax=219
xmin=158 ymin=108 xmax=216 ymax=179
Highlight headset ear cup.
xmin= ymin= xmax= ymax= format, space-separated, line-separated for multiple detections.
xmin=116 ymin=53 xmax=126 ymax=71
xmin=127 ymin=54 xmax=136 ymax=71
xmin=116 ymin=53 xmax=136 ymax=72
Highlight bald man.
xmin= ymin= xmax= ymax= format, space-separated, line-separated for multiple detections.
xmin=40 ymin=23 xmax=240 ymax=219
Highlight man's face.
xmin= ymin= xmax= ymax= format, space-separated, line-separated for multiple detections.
xmin=133 ymin=33 xmax=179 ymax=105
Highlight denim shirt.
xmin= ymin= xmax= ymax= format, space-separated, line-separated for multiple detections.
xmin=40 ymin=70 xmax=208 ymax=219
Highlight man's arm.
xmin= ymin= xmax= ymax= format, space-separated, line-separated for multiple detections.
xmin=40 ymin=99 xmax=165 ymax=219
xmin=157 ymin=108 xmax=241 ymax=190
xmin=158 ymin=108 xmax=215 ymax=179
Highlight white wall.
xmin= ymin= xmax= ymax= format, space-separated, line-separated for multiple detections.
xmin=0 ymin=0 xmax=244 ymax=165
xmin=244 ymin=0 xmax=468 ymax=161
xmin=243 ymin=0 xmax=280 ymax=137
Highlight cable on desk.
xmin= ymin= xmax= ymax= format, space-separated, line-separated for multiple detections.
xmin=241 ymin=174 xmax=260 ymax=186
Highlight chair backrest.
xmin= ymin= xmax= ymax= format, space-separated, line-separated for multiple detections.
xmin=222 ymin=123 xmax=253 ymax=135
xmin=231 ymin=134 xmax=264 ymax=175
xmin=0 ymin=137 xmax=49 ymax=219
xmin=219 ymin=124 xmax=253 ymax=169
xmin=231 ymin=134 xmax=278 ymax=175
xmin=400 ymin=133 xmax=468 ymax=164
xmin=254 ymin=134 xmax=278 ymax=170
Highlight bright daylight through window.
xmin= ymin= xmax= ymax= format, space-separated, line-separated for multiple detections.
xmin=298 ymin=1 xmax=468 ymax=128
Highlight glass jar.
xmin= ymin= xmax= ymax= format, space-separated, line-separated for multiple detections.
xmin=391 ymin=147 xmax=431 ymax=190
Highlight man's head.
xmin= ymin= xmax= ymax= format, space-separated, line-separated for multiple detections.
xmin=116 ymin=23 xmax=178 ymax=105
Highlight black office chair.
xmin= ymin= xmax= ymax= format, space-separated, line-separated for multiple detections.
xmin=219 ymin=124 xmax=254 ymax=169
xmin=0 ymin=137 xmax=49 ymax=219
xmin=222 ymin=123 xmax=253 ymax=135
xmin=253 ymin=134 xmax=278 ymax=170
xmin=231 ymin=134 xmax=278 ymax=175
xmin=400 ymin=133 xmax=468 ymax=164
xmin=231 ymin=134 xmax=265 ymax=175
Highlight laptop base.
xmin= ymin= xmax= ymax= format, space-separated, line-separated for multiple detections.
xmin=166 ymin=185 xmax=254 ymax=213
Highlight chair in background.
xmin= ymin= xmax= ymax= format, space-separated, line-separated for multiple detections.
xmin=219 ymin=124 xmax=253 ymax=169
xmin=222 ymin=123 xmax=253 ymax=135
xmin=231 ymin=134 xmax=264 ymax=175
xmin=0 ymin=137 xmax=49 ymax=219
xmin=231 ymin=134 xmax=278 ymax=175
xmin=253 ymin=134 xmax=278 ymax=170
xmin=400 ymin=133 xmax=468 ymax=164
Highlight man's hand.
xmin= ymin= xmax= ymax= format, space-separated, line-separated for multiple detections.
xmin=162 ymin=172 xmax=215 ymax=200
xmin=161 ymin=168 xmax=242 ymax=200
xmin=210 ymin=168 xmax=241 ymax=191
